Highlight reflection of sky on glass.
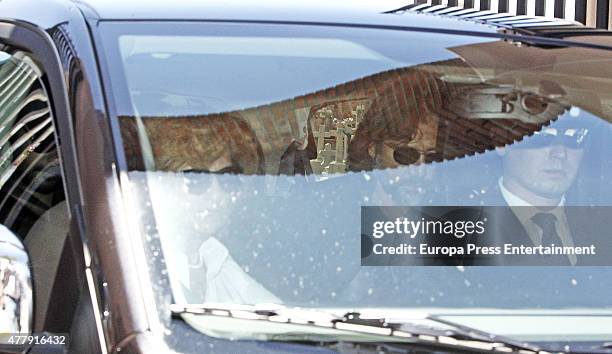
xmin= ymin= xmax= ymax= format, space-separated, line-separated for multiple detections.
xmin=0 ymin=51 xmax=11 ymax=64
xmin=113 ymin=26 xmax=493 ymax=116
xmin=120 ymin=36 xmax=395 ymax=60
xmin=517 ymin=108 xmax=597 ymax=146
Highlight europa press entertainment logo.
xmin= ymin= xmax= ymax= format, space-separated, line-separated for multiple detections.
xmin=362 ymin=206 xmax=607 ymax=266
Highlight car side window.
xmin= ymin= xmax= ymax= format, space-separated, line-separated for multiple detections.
xmin=0 ymin=49 xmax=66 ymax=236
xmin=0 ymin=47 xmax=69 ymax=329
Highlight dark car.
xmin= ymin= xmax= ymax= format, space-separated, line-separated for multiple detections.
xmin=1 ymin=0 xmax=612 ymax=353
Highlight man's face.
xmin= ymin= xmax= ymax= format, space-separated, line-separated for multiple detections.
xmin=503 ymin=126 xmax=587 ymax=199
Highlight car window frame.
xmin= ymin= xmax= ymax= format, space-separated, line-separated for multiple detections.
xmin=0 ymin=18 xmax=91 ymax=336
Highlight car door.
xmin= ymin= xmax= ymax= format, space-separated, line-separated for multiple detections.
xmin=0 ymin=22 xmax=103 ymax=353
xmin=0 ymin=46 xmax=71 ymax=331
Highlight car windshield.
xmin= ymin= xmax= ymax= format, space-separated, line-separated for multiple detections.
xmin=99 ymin=22 xmax=612 ymax=343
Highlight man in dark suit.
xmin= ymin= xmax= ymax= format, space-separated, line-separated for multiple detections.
xmin=475 ymin=115 xmax=605 ymax=265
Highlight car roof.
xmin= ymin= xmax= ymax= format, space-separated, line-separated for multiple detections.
xmin=2 ymin=0 xmax=600 ymax=46
xmin=72 ymin=0 xmax=501 ymax=35
xmin=74 ymin=0 xmax=408 ymax=18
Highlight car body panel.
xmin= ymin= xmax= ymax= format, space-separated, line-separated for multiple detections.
xmin=74 ymin=0 xmax=501 ymax=36
xmin=0 ymin=0 xmax=155 ymax=351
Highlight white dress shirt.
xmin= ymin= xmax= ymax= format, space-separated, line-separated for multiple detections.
xmin=174 ymin=237 xmax=281 ymax=305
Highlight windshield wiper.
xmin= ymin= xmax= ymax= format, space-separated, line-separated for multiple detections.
xmin=170 ymin=303 xmax=548 ymax=353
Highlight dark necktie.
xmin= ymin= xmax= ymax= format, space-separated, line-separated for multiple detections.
xmin=531 ymin=212 xmax=559 ymax=246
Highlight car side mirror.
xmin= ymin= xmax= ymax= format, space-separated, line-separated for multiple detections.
xmin=0 ymin=225 xmax=32 ymax=333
